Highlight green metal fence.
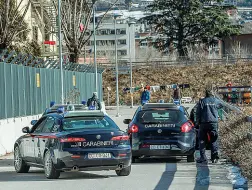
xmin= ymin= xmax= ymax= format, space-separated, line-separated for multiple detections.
xmin=0 ymin=51 xmax=104 ymax=119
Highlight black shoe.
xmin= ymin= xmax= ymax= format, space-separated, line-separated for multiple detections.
xmin=211 ymin=154 xmax=219 ymax=163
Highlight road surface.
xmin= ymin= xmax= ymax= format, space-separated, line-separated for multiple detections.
xmin=0 ymin=105 xmax=238 ymax=190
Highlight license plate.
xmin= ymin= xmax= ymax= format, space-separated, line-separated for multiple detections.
xmin=88 ymin=153 xmax=111 ymax=159
xmin=150 ymin=145 xmax=170 ymax=150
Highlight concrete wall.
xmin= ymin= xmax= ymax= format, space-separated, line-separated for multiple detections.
xmin=0 ymin=114 xmax=41 ymax=156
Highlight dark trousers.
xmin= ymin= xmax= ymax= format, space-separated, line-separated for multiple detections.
xmin=199 ymin=122 xmax=219 ymax=160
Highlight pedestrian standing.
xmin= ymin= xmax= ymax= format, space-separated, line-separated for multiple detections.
xmin=196 ymin=89 xmax=223 ymax=163
xmin=141 ymin=87 xmax=150 ymax=105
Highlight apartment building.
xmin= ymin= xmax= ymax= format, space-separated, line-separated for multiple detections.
xmin=19 ymin=0 xmax=58 ymax=57
xmin=87 ymin=11 xmax=136 ymax=63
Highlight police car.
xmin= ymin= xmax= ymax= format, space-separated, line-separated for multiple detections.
xmin=14 ymin=108 xmax=131 ymax=179
xmin=124 ymin=103 xmax=196 ymax=162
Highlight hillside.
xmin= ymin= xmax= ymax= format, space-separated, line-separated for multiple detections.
xmin=102 ymin=63 xmax=252 ymax=105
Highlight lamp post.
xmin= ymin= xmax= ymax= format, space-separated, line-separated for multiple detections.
xmin=114 ymin=13 xmax=122 ymax=117
xmin=128 ymin=20 xmax=136 ymax=108
xmin=57 ymin=0 xmax=64 ymax=104
xmin=92 ymin=0 xmax=98 ymax=93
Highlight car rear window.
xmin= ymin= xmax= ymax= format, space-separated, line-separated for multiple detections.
xmin=137 ymin=109 xmax=185 ymax=123
xmin=63 ymin=116 xmax=119 ymax=131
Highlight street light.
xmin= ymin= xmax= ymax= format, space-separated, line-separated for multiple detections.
xmin=57 ymin=0 xmax=64 ymax=104
xmin=128 ymin=19 xmax=136 ymax=108
xmin=92 ymin=0 xmax=98 ymax=94
xmin=114 ymin=13 xmax=123 ymax=117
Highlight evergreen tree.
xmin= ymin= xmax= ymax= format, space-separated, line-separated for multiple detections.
xmin=142 ymin=0 xmax=241 ymax=57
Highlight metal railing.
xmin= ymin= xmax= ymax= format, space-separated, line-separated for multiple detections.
xmin=99 ymin=55 xmax=252 ymax=69
xmin=0 ymin=50 xmax=105 ymax=73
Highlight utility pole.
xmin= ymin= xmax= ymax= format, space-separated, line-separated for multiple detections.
xmin=58 ymin=0 xmax=64 ymax=104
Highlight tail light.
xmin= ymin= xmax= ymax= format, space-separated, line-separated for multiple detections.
xmin=128 ymin=124 xmax=139 ymax=133
xmin=181 ymin=121 xmax=194 ymax=133
xmin=60 ymin=137 xmax=86 ymax=142
xmin=111 ymin=135 xmax=129 ymax=141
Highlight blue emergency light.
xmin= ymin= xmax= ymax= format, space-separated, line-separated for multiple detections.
xmin=50 ymin=101 xmax=56 ymax=107
xmin=173 ymin=99 xmax=180 ymax=105
xmin=88 ymin=106 xmax=96 ymax=110
xmin=57 ymin=106 xmax=65 ymax=113
xmin=81 ymin=100 xmax=86 ymax=105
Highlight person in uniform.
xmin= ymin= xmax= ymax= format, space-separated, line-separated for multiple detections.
xmin=196 ymin=89 xmax=223 ymax=163
xmin=87 ymin=92 xmax=101 ymax=110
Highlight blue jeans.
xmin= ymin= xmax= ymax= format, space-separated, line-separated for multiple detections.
xmin=141 ymin=100 xmax=148 ymax=105
xmin=199 ymin=123 xmax=219 ymax=160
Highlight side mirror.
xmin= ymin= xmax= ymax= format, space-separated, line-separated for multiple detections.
xmin=31 ymin=120 xmax=38 ymax=126
xmin=123 ymin=119 xmax=131 ymax=125
xmin=22 ymin=127 xmax=30 ymax=134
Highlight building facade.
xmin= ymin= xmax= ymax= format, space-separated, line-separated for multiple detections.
xmin=87 ymin=11 xmax=136 ymax=63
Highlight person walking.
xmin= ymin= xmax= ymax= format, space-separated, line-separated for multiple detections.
xmin=173 ymin=85 xmax=181 ymax=105
xmin=141 ymin=87 xmax=150 ymax=105
xmin=196 ymin=89 xmax=223 ymax=163
xmin=87 ymin=92 xmax=102 ymax=110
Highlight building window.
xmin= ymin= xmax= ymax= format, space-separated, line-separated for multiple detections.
xmin=118 ymin=39 xmax=126 ymax=45
xmin=33 ymin=26 xmax=38 ymax=41
xmin=118 ymin=50 xmax=127 ymax=56
xmin=116 ymin=29 xmax=126 ymax=35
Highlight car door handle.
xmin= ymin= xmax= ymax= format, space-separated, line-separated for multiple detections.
xmin=42 ymin=139 xmax=46 ymax=142
xmin=32 ymin=139 xmax=34 ymax=142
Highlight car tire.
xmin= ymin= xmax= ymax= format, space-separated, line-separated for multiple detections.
xmin=44 ymin=151 xmax=60 ymax=179
xmin=187 ymin=154 xmax=195 ymax=162
xmin=14 ymin=146 xmax=30 ymax=173
xmin=132 ymin=156 xmax=138 ymax=163
xmin=115 ymin=165 xmax=131 ymax=176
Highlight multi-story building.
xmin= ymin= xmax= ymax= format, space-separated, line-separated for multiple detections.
xmin=20 ymin=0 xmax=58 ymax=57
xmin=87 ymin=10 xmax=136 ymax=63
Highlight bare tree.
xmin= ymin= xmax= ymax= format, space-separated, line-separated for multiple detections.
xmin=52 ymin=0 xmax=119 ymax=63
xmin=0 ymin=0 xmax=31 ymax=51
xmin=229 ymin=40 xmax=251 ymax=60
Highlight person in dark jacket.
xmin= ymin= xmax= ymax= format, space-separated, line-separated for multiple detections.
xmin=141 ymin=87 xmax=150 ymax=105
xmin=196 ymin=89 xmax=223 ymax=163
xmin=87 ymin=92 xmax=101 ymax=110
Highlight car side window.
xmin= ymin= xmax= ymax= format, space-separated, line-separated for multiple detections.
xmin=132 ymin=107 xmax=141 ymax=121
xmin=32 ymin=117 xmax=47 ymax=133
xmin=41 ymin=117 xmax=55 ymax=133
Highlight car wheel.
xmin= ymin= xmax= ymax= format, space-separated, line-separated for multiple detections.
xmin=132 ymin=156 xmax=138 ymax=163
xmin=14 ymin=146 xmax=30 ymax=173
xmin=115 ymin=165 xmax=131 ymax=176
xmin=44 ymin=151 xmax=60 ymax=179
xmin=187 ymin=154 xmax=195 ymax=162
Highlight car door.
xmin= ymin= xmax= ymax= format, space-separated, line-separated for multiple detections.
xmin=34 ymin=116 xmax=58 ymax=164
xmin=23 ymin=117 xmax=47 ymax=163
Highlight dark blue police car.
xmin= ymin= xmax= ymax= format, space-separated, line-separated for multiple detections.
xmin=124 ymin=103 xmax=196 ymax=163
xmin=14 ymin=109 xmax=131 ymax=179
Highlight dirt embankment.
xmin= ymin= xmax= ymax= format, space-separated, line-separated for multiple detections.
xmin=102 ymin=63 xmax=252 ymax=105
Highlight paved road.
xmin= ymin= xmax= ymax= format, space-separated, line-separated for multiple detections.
xmin=0 ymin=105 xmax=236 ymax=190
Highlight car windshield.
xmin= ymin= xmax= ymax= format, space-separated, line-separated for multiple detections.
xmin=62 ymin=116 xmax=119 ymax=131
xmin=138 ymin=109 xmax=185 ymax=123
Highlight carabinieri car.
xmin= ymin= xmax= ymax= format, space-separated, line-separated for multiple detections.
xmin=124 ymin=103 xmax=196 ymax=163
xmin=14 ymin=109 xmax=131 ymax=179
